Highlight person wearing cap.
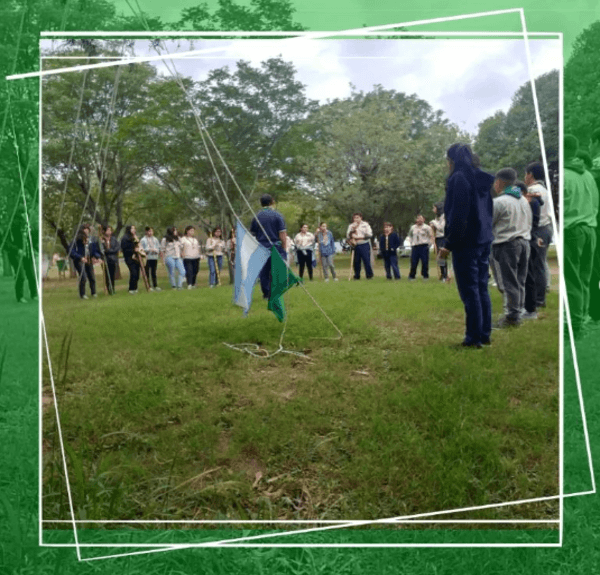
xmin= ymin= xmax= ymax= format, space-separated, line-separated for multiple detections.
xmin=563 ymin=134 xmax=599 ymax=338
xmin=250 ymin=194 xmax=287 ymax=299
xmin=438 ymin=143 xmax=495 ymax=348
xmin=491 ymin=168 xmax=532 ymax=328
xmin=346 ymin=213 xmax=373 ymax=280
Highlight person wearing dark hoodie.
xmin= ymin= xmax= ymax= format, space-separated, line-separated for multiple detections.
xmin=564 ymin=134 xmax=599 ymax=338
xmin=438 ymin=143 xmax=495 ymax=348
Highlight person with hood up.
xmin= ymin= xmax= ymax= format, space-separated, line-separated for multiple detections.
xmin=438 ymin=143 xmax=495 ymax=348
xmin=564 ymin=134 xmax=599 ymax=339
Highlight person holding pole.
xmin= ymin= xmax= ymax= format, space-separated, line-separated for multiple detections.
xmin=206 ymin=226 xmax=226 ymax=288
xmin=91 ymin=225 xmax=119 ymax=294
xmin=315 ymin=222 xmax=338 ymax=282
xmin=140 ymin=226 xmax=162 ymax=292
xmin=346 ymin=213 xmax=373 ymax=280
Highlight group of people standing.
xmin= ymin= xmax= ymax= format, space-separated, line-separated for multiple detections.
xmin=68 ymin=224 xmax=229 ymax=299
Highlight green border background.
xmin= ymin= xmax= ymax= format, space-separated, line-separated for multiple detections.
xmin=2 ymin=0 xmax=600 ymax=573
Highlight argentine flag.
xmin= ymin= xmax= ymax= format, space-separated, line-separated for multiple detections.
xmin=233 ymin=221 xmax=270 ymax=316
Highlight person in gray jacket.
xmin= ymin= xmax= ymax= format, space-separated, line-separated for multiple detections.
xmin=492 ymin=168 xmax=532 ymax=327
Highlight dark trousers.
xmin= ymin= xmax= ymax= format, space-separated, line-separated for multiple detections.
xmin=435 ymin=237 xmax=448 ymax=279
xmin=101 ymin=258 xmax=117 ymax=294
xmin=564 ymin=224 xmax=596 ymax=332
xmin=525 ymin=239 xmax=544 ymax=313
xmin=409 ymin=244 xmax=429 ymax=278
xmin=297 ymin=249 xmax=313 ymax=279
xmin=383 ymin=253 xmax=400 ymax=279
xmin=535 ymin=224 xmax=553 ymax=306
xmin=589 ymin=226 xmax=600 ymax=321
xmin=73 ymin=259 xmax=96 ymax=298
xmin=493 ymin=238 xmax=530 ymax=323
xmin=125 ymin=257 xmax=140 ymax=291
xmin=259 ymin=248 xmax=287 ymax=299
xmin=7 ymin=251 xmax=36 ymax=301
xmin=145 ymin=259 xmax=158 ymax=288
xmin=184 ymin=258 xmax=199 ymax=286
xmin=452 ymin=243 xmax=493 ymax=345
xmin=353 ymin=243 xmax=373 ymax=279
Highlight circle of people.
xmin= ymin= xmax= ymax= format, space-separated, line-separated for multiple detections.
xmin=47 ymin=136 xmax=599 ymax=346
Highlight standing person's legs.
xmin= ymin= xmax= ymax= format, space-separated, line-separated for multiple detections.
xmin=217 ymin=256 xmax=223 ymax=282
xmin=72 ymin=259 xmax=87 ymax=298
xmin=183 ymin=258 xmax=193 ymax=286
xmin=524 ymin=241 xmax=539 ymax=314
xmin=306 ymin=250 xmax=313 ymax=280
xmin=85 ymin=263 xmax=96 ymax=295
xmin=259 ymin=256 xmax=271 ymax=298
xmin=165 ymin=256 xmax=176 ymax=287
xmin=148 ymin=259 xmax=158 ymax=288
xmin=581 ymin=230 xmax=596 ymax=321
xmin=421 ymin=245 xmax=429 ymax=278
xmin=383 ymin=254 xmax=392 ymax=279
xmin=321 ymin=255 xmax=329 ymax=279
xmin=516 ymin=239 xmax=530 ymax=315
xmin=192 ymin=258 xmax=199 ymax=286
xmin=353 ymin=247 xmax=362 ymax=279
xmin=493 ymin=241 xmax=522 ymax=324
xmin=174 ymin=258 xmax=186 ymax=288
xmin=107 ymin=259 xmax=117 ymax=293
xmin=390 ymin=253 xmax=400 ymax=279
xmin=7 ymin=251 xmax=24 ymax=301
xmin=126 ymin=259 xmax=140 ymax=291
xmin=536 ymin=224 xmax=552 ymax=306
xmin=298 ymin=250 xmax=307 ymax=278
xmin=361 ymin=244 xmax=373 ymax=278
xmin=24 ymin=257 xmax=37 ymax=298
xmin=329 ymin=255 xmax=337 ymax=279
xmin=208 ymin=256 xmax=216 ymax=285
xmin=452 ymin=247 xmax=484 ymax=345
xmin=589 ymin=228 xmax=600 ymax=321
xmin=409 ymin=247 xmax=419 ymax=279
xmin=476 ymin=243 xmax=493 ymax=342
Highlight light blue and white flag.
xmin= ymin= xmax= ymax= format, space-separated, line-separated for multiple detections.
xmin=233 ymin=221 xmax=270 ymax=316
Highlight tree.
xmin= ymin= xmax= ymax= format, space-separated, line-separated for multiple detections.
xmin=293 ymin=87 xmax=463 ymax=237
xmin=564 ymin=21 xmax=600 ymax=146
xmin=474 ymin=70 xmax=559 ymax=175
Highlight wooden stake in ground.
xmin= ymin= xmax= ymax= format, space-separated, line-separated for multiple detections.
xmin=348 ymin=247 xmax=355 ymax=281
xmin=214 ymin=255 xmax=221 ymax=287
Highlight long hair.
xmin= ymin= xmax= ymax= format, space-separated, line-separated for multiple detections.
xmin=164 ymin=227 xmax=177 ymax=243
xmin=123 ymin=225 xmax=134 ymax=241
xmin=446 ymin=143 xmax=477 ymax=190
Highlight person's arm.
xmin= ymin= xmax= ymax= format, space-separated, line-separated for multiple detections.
xmin=444 ymin=172 xmax=471 ymax=252
xmin=279 ymin=230 xmax=287 ymax=247
xmin=363 ymin=222 xmax=373 ymax=239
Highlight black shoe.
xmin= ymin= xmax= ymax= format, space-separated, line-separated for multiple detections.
xmin=481 ymin=338 xmax=491 ymax=346
xmin=451 ymin=341 xmax=483 ymax=350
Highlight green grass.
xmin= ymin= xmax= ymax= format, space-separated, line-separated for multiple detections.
xmin=40 ymin=253 xmax=559 ymax=526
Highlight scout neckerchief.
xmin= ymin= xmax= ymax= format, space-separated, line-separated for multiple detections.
xmin=503 ymin=185 xmax=522 ymax=199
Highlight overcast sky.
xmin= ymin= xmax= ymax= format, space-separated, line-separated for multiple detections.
xmin=141 ymin=39 xmax=560 ymax=135
xmin=43 ymin=38 xmax=560 ymax=135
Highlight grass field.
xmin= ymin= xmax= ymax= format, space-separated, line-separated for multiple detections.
xmin=40 ymin=252 xmax=559 ymax=527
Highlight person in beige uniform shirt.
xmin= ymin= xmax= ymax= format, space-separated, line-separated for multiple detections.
xmin=294 ymin=224 xmax=315 ymax=280
xmin=346 ymin=213 xmax=374 ymax=280
xmin=205 ymin=227 xmax=226 ymax=287
xmin=407 ymin=215 xmax=432 ymax=280
xmin=180 ymin=225 xmax=201 ymax=289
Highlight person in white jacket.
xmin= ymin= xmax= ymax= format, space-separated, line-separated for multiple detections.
xmin=205 ymin=227 xmax=226 ymax=287
xmin=161 ymin=227 xmax=185 ymax=290
xmin=180 ymin=225 xmax=201 ymax=289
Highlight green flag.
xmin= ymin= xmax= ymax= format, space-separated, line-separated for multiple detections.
xmin=267 ymin=247 xmax=302 ymax=322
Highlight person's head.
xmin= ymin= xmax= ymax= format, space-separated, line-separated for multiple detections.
xmin=319 ymin=222 xmax=328 ymax=232
xmin=383 ymin=222 xmax=393 ymax=234
xmin=576 ymin=150 xmax=593 ymax=170
xmin=300 ymin=224 xmax=309 ymax=234
xmin=515 ymin=180 xmax=528 ymax=198
xmin=433 ymin=201 xmax=444 ymax=216
xmin=493 ymin=168 xmax=518 ymax=194
xmin=416 ymin=215 xmax=424 ymax=225
xmin=184 ymin=225 xmax=195 ymax=237
xmin=564 ymin=134 xmax=579 ymax=161
xmin=352 ymin=212 xmax=362 ymax=223
xmin=446 ymin=143 xmax=475 ymax=174
xmin=213 ymin=226 xmax=222 ymax=238
xmin=145 ymin=226 xmax=154 ymax=237
xmin=102 ymin=225 xmax=113 ymax=238
xmin=124 ymin=225 xmax=136 ymax=237
xmin=81 ymin=224 xmax=90 ymax=236
xmin=524 ymin=162 xmax=545 ymax=186
xmin=260 ymin=194 xmax=274 ymax=207
xmin=165 ymin=227 xmax=177 ymax=242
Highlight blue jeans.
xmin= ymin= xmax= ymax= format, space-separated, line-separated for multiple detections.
xmin=165 ymin=256 xmax=185 ymax=288
xmin=383 ymin=253 xmax=400 ymax=279
xmin=452 ymin=243 xmax=493 ymax=345
xmin=208 ymin=255 xmax=223 ymax=286
xmin=409 ymin=244 xmax=429 ymax=278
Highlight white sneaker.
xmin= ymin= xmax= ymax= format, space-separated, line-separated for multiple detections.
xmin=334 ymin=278 xmax=339 ymax=282
xmin=325 ymin=278 xmax=330 ymax=283
xmin=18 ymin=297 xmax=28 ymax=303
xmin=209 ymin=285 xmax=214 ymax=289
xmin=81 ymin=295 xmax=89 ymax=300
xmin=128 ymin=290 xmax=136 ymax=295
xmin=154 ymin=287 xmax=162 ymax=292
xmin=92 ymin=294 xmax=98 ymax=298
xmin=187 ymin=285 xmax=193 ymax=290
xmin=521 ymin=311 xmax=538 ymax=320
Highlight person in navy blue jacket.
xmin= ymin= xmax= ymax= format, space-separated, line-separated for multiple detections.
xmin=379 ymin=222 xmax=401 ymax=280
xmin=438 ymin=143 xmax=495 ymax=348
xmin=69 ymin=224 xmax=99 ymax=299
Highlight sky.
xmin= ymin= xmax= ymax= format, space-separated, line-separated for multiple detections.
xmin=72 ymin=38 xmax=560 ymax=136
